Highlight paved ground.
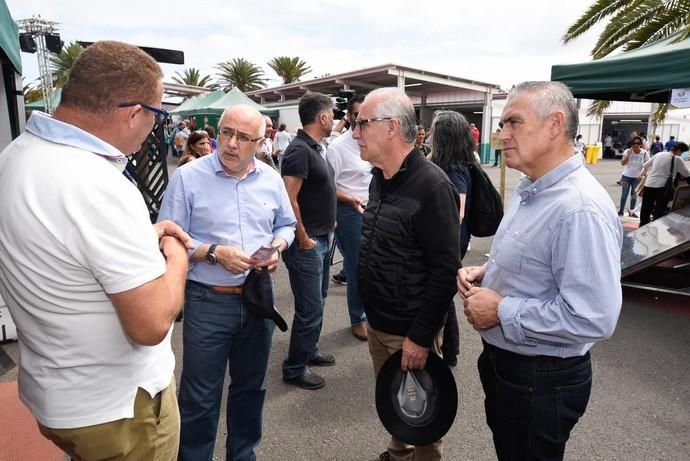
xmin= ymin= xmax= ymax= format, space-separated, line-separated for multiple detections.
xmin=1 ymin=158 xmax=689 ymax=460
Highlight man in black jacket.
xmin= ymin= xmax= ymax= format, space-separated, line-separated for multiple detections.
xmin=353 ymin=88 xmax=460 ymax=461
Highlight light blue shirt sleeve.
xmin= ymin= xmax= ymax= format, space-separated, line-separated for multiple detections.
xmin=157 ymin=168 xmax=202 ymax=257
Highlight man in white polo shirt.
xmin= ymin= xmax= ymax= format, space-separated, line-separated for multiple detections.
xmin=0 ymin=41 xmax=190 ymax=460
xmin=326 ymin=93 xmax=371 ymax=341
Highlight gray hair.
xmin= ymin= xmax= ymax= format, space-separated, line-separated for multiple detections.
xmin=369 ymin=88 xmax=417 ymax=144
xmin=507 ymin=81 xmax=579 ymax=140
xmin=430 ymin=111 xmax=477 ymax=171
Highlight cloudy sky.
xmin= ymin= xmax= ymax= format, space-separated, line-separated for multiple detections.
xmin=9 ymin=0 xmax=605 ymax=91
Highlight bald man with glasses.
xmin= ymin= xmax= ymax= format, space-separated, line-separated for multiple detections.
xmin=158 ymin=104 xmax=296 ymax=461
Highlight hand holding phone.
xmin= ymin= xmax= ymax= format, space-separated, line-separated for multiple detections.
xmin=250 ymin=245 xmax=279 ymax=263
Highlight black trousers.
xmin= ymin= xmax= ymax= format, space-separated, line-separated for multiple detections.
xmin=478 ymin=341 xmax=592 ymax=461
xmin=640 ymin=186 xmax=668 ymax=226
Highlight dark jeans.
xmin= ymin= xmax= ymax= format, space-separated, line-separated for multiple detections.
xmin=640 ymin=186 xmax=668 ymax=226
xmin=282 ymin=235 xmax=331 ymax=379
xmin=335 ymin=204 xmax=367 ymax=326
xmin=478 ymin=341 xmax=592 ymax=461
xmin=493 ymin=149 xmax=502 ymax=166
xmin=178 ymin=282 xmax=275 ymax=461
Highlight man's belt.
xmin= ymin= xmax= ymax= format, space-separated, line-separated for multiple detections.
xmin=188 ymin=280 xmax=243 ymax=295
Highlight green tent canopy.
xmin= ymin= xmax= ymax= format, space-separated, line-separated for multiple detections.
xmin=170 ymin=87 xmax=278 ymax=119
xmin=551 ymin=31 xmax=690 ymax=103
xmin=205 ymin=87 xmax=278 ymax=118
xmin=0 ymin=0 xmax=21 ymax=73
xmin=168 ymin=90 xmax=225 ymax=116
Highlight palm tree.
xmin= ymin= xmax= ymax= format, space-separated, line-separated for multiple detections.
xmin=267 ymin=56 xmax=311 ymax=84
xmin=563 ymin=0 xmax=690 ymax=119
xmin=172 ymin=67 xmax=216 ymax=89
xmin=50 ymin=42 xmax=84 ymax=88
xmin=215 ymin=58 xmax=266 ymax=92
xmin=22 ymin=78 xmax=43 ymax=103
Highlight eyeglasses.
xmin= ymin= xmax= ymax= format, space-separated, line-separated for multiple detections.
xmin=353 ymin=117 xmax=393 ymax=130
xmin=118 ymin=102 xmax=169 ymax=124
xmin=218 ymin=127 xmax=263 ymax=144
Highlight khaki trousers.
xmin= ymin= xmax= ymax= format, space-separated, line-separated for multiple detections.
xmin=38 ymin=380 xmax=179 ymax=461
xmin=367 ymin=325 xmax=444 ymax=461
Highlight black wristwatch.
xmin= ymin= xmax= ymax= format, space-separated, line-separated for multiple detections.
xmin=206 ymin=244 xmax=218 ymax=265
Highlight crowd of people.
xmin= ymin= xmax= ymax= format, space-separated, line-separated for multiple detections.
xmin=0 ymin=40 xmax=653 ymax=461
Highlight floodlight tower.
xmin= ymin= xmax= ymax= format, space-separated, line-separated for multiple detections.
xmin=17 ymin=16 xmax=61 ymax=114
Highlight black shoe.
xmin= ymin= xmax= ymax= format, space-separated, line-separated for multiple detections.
xmin=372 ymin=452 xmax=392 ymax=461
xmin=283 ymin=370 xmax=325 ymax=390
xmin=308 ymin=353 xmax=336 ymax=367
xmin=331 ymin=273 xmax=347 ymax=285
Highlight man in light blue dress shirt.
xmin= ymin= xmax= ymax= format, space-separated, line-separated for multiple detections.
xmin=158 ymin=105 xmax=296 ymax=461
xmin=458 ymin=81 xmax=623 ymax=461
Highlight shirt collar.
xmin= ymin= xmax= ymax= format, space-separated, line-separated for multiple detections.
xmin=296 ymin=129 xmax=320 ymax=150
xmin=25 ymin=111 xmax=128 ymax=168
xmin=517 ymin=154 xmax=584 ymax=200
xmin=211 ymin=150 xmax=261 ymax=178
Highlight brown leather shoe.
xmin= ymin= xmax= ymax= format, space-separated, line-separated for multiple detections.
xmin=352 ymin=323 xmax=367 ymax=341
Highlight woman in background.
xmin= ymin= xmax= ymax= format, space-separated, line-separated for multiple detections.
xmin=178 ymin=130 xmax=212 ymax=166
xmin=430 ymin=110 xmax=478 ymax=367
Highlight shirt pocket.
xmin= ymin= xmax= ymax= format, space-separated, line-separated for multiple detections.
xmin=494 ymin=232 xmax=527 ymax=274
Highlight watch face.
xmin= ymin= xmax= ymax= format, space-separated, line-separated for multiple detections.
xmin=207 ymin=245 xmax=218 ymax=265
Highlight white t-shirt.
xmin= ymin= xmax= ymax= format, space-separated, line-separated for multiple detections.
xmin=643 ymin=152 xmax=690 ymax=188
xmin=326 ymin=128 xmax=372 ymax=206
xmin=621 ymin=149 xmax=649 ymax=178
xmin=274 ymin=130 xmax=291 ymax=154
xmin=0 ymin=132 xmax=172 ymax=429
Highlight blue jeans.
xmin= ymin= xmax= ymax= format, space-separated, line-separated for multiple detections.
xmin=282 ymin=235 xmax=331 ymax=379
xmin=478 ymin=341 xmax=592 ymax=461
xmin=619 ymin=175 xmax=639 ymax=213
xmin=178 ymin=282 xmax=275 ymax=461
xmin=335 ymin=204 xmax=367 ymax=326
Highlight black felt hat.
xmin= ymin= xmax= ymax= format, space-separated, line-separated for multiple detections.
xmin=242 ymin=269 xmax=288 ymax=332
xmin=375 ymin=349 xmax=458 ymax=446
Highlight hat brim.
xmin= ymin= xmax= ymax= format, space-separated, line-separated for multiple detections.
xmin=375 ymin=349 xmax=457 ymax=446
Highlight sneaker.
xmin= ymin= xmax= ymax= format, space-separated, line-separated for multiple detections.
xmin=331 ymin=273 xmax=347 ymax=285
xmin=629 ymin=212 xmax=639 ymax=218
xmin=283 ymin=370 xmax=325 ymax=390
xmin=617 ymin=211 xmax=624 ymax=216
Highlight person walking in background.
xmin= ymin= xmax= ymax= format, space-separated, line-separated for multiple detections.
xmin=178 ymin=129 xmax=212 ymax=166
xmin=458 ymin=81 xmax=622 ymax=461
xmin=639 ymin=142 xmax=690 ymax=225
xmin=0 ymin=40 xmax=191 ymax=461
xmin=274 ymin=123 xmax=292 ymax=169
xmin=326 ymin=93 xmax=370 ymax=341
xmin=664 ymin=135 xmax=677 ymax=152
xmin=649 ymin=135 xmax=664 ymax=156
xmin=574 ymin=134 xmax=586 ymax=156
xmin=618 ymin=135 xmax=649 ymax=217
xmin=204 ymin=125 xmax=217 ymax=152
xmin=429 ymin=110 xmax=477 ymax=368
xmin=491 ymin=127 xmax=502 ymax=166
xmin=354 ymin=88 xmax=460 ymax=461
xmin=415 ymin=125 xmax=431 ymax=156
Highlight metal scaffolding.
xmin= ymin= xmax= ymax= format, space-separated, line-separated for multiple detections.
xmin=17 ymin=16 xmax=60 ymax=115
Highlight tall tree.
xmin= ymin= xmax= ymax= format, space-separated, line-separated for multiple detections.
xmin=172 ymin=67 xmax=216 ymax=89
xmin=267 ymin=56 xmax=311 ymax=84
xmin=563 ymin=0 xmax=690 ymax=119
xmin=215 ymin=58 xmax=266 ymax=92
xmin=50 ymin=42 xmax=84 ymax=88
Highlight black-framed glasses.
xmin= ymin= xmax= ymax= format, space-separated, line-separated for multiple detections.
xmin=218 ymin=127 xmax=263 ymax=144
xmin=353 ymin=117 xmax=393 ymax=130
xmin=118 ymin=102 xmax=169 ymax=124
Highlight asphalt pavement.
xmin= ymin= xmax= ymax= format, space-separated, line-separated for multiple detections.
xmin=1 ymin=158 xmax=688 ymax=460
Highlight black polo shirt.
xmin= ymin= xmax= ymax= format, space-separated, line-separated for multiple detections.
xmin=281 ymin=129 xmax=336 ymax=237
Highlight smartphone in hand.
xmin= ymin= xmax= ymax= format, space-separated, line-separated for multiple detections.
xmin=250 ymin=245 xmax=279 ymax=262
